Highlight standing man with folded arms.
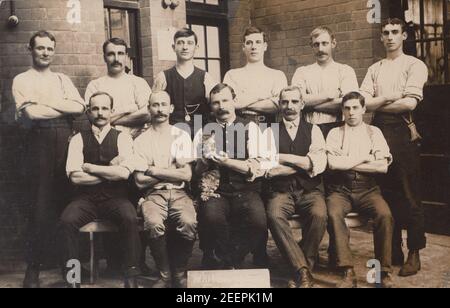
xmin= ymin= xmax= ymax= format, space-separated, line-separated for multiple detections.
xmin=360 ymin=18 xmax=428 ymax=277
xmin=153 ymin=28 xmax=217 ymax=137
xmin=292 ymin=26 xmax=359 ymax=138
xmin=85 ymin=38 xmax=152 ymax=139
xmin=12 ymin=30 xmax=85 ymax=288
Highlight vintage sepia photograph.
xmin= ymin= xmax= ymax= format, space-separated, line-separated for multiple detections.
xmin=0 ymin=0 xmax=449 ymax=291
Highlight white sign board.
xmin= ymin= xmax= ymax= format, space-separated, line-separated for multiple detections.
xmin=157 ymin=27 xmax=177 ymax=61
xmin=187 ymin=269 xmax=271 ymax=289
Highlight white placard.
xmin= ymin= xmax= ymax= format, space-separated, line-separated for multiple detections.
xmin=157 ymin=27 xmax=177 ymax=61
xmin=187 ymin=269 xmax=271 ymax=289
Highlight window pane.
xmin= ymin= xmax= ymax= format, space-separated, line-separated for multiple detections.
xmin=206 ymin=0 xmax=219 ymax=5
xmin=194 ymin=59 xmax=206 ymax=71
xmin=208 ymin=60 xmax=221 ymax=83
xmin=207 ymin=26 xmax=220 ymax=58
xmin=192 ymin=24 xmax=206 ymax=58
xmin=406 ymin=0 xmax=445 ymax=84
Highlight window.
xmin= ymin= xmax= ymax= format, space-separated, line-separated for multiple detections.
xmin=104 ymin=4 xmax=141 ymax=76
xmin=187 ymin=0 xmax=229 ymax=82
xmin=395 ymin=0 xmax=448 ymax=84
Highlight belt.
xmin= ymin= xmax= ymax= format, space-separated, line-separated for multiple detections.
xmin=153 ymin=182 xmax=185 ymax=190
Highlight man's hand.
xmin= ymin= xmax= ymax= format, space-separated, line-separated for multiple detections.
xmin=210 ymin=151 xmax=229 ymax=165
xmin=110 ymin=156 xmax=126 ymax=166
xmin=325 ymin=89 xmax=342 ymax=101
xmin=328 ymin=148 xmax=345 ymax=156
xmin=385 ymin=92 xmax=404 ymax=103
xmin=145 ymin=166 xmax=156 ymax=177
xmin=363 ymin=154 xmax=376 ymax=163
xmin=82 ymin=163 xmax=96 ymax=174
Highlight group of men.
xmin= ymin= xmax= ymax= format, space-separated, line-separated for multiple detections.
xmin=12 ymin=17 xmax=428 ymax=289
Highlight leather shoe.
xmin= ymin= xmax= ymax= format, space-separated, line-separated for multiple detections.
xmin=399 ymin=250 xmax=421 ymax=277
xmin=124 ymin=276 xmax=139 ymax=288
xmin=23 ymin=265 xmax=40 ymax=289
xmin=336 ymin=268 xmax=357 ymax=288
xmin=289 ymin=268 xmax=314 ymax=288
xmin=152 ymin=271 xmax=172 ymax=288
xmin=376 ymin=272 xmax=394 ymax=288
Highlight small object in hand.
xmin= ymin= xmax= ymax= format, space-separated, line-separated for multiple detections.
xmin=407 ymin=122 xmax=422 ymax=142
xmin=199 ymin=132 xmax=221 ymax=202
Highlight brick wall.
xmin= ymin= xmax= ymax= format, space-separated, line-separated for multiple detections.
xmin=139 ymin=0 xmax=187 ymax=86
xmin=0 ymin=0 xmax=106 ymax=271
xmin=227 ymin=0 xmax=390 ymax=84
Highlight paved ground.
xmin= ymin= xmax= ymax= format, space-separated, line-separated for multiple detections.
xmin=1 ymin=229 xmax=449 ymax=288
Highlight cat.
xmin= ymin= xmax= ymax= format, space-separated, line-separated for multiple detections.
xmin=198 ymin=132 xmax=221 ymax=202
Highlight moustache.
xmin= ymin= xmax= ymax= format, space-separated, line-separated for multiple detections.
xmin=112 ymin=62 xmax=122 ymax=67
xmin=284 ymin=110 xmax=298 ymax=115
xmin=155 ymin=113 xmax=168 ymax=118
xmin=95 ymin=117 xmax=107 ymax=121
xmin=217 ymin=109 xmax=230 ymax=116
xmin=316 ymin=52 xmax=328 ymax=57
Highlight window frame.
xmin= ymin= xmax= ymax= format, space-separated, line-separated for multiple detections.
xmin=103 ymin=1 xmax=142 ymax=76
xmin=186 ymin=0 xmax=229 ymax=81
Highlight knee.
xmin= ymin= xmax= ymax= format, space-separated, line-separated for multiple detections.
xmin=310 ymin=207 xmax=328 ymax=225
xmin=375 ymin=208 xmax=394 ymax=226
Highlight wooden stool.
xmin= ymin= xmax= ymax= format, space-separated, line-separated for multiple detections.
xmin=288 ymin=212 xmax=368 ymax=229
xmin=79 ymin=218 xmax=144 ymax=284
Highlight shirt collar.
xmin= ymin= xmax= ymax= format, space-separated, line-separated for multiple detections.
xmin=216 ymin=114 xmax=237 ymax=127
xmin=92 ymin=124 xmax=112 ymax=138
xmin=283 ymin=117 xmax=300 ymax=129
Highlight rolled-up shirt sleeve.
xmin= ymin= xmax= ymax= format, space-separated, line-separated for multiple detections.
xmin=371 ymin=126 xmax=393 ymax=165
xmin=360 ymin=65 xmax=376 ymax=98
xmin=341 ymin=65 xmax=359 ymax=95
xmin=134 ymin=76 xmax=152 ymax=110
xmin=404 ymin=60 xmax=428 ymax=102
xmin=247 ymin=122 xmax=278 ymax=172
xmin=66 ymin=133 xmax=84 ymax=177
xmin=307 ymin=125 xmax=327 ymax=177
xmin=60 ymin=74 xmax=85 ymax=110
xmin=12 ymin=75 xmax=35 ymax=119
xmin=132 ymin=136 xmax=151 ymax=173
xmin=118 ymin=132 xmax=136 ymax=173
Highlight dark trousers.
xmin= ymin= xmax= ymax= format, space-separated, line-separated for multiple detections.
xmin=375 ymin=121 xmax=426 ymax=251
xmin=198 ymin=191 xmax=267 ymax=267
xmin=59 ymin=194 xmax=141 ymax=277
xmin=327 ymin=185 xmax=393 ymax=272
xmin=25 ymin=127 xmax=72 ymax=267
xmin=267 ymin=189 xmax=327 ymax=271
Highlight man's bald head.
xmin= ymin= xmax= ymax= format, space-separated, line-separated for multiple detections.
xmin=149 ymin=91 xmax=171 ymax=105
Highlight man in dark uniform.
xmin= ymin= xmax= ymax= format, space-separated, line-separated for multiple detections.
xmin=153 ymin=28 xmax=217 ymax=137
xmin=194 ymin=83 xmax=276 ymax=269
xmin=12 ymin=30 xmax=85 ymax=288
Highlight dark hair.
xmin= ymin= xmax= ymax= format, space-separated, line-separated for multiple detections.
xmin=209 ymin=83 xmax=237 ymax=101
xmin=89 ymin=92 xmax=114 ymax=109
xmin=381 ymin=18 xmax=407 ymax=33
xmin=279 ymin=85 xmax=302 ymax=102
xmin=174 ymin=28 xmax=198 ymax=45
xmin=342 ymin=91 xmax=365 ymax=108
xmin=243 ymin=26 xmax=268 ymax=43
xmin=29 ymin=30 xmax=56 ymax=49
xmin=102 ymin=37 xmax=128 ymax=55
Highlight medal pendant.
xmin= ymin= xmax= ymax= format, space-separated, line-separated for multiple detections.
xmin=185 ymin=114 xmax=191 ymax=122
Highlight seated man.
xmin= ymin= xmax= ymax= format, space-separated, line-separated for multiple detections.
xmin=194 ymin=83 xmax=276 ymax=270
xmin=326 ymin=92 xmax=394 ymax=288
xmin=133 ymin=91 xmax=197 ymax=289
xmin=59 ymin=92 xmax=141 ymax=288
xmin=265 ymin=86 xmax=328 ymax=288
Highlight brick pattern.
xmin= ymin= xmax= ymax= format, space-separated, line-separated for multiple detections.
xmin=228 ymin=0 xmax=390 ymax=84
xmin=0 ymin=0 xmax=106 ymax=270
xmin=139 ymin=0 xmax=187 ymax=87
